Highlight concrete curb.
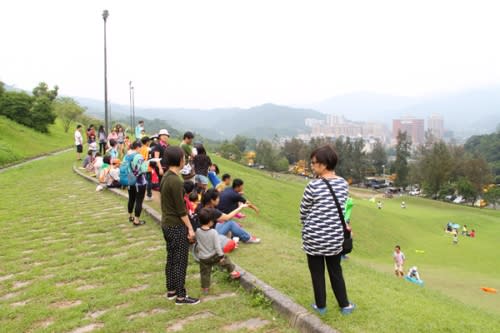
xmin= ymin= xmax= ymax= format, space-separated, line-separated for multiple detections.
xmin=72 ymin=165 xmax=341 ymax=333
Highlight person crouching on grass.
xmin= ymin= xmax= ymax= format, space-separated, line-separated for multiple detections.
xmin=195 ymin=207 xmax=243 ymax=295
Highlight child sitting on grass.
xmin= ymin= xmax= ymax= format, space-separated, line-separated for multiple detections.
xmin=195 ymin=207 xmax=243 ymax=294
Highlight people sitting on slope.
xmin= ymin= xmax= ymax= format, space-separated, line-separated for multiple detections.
xmin=200 ymin=189 xmax=260 ymax=244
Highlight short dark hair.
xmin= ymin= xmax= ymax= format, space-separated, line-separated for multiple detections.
xmin=395 ymin=245 xmax=401 ymax=250
xmin=103 ymin=156 xmax=111 ymax=164
xmin=109 ymin=139 xmax=117 ymax=147
xmin=183 ymin=180 xmax=195 ymax=194
xmin=212 ymin=164 xmax=220 ymax=175
xmin=138 ymin=120 xmax=144 ymax=124
xmin=222 ymin=173 xmax=231 ymax=181
xmin=188 ymin=191 xmax=199 ymax=202
xmin=76 ymin=124 xmax=82 ymax=129
xmin=165 ymin=146 xmax=184 ymax=167
xmin=183 ymin=131 xmax=194 ymax=139
xmin=310 ymin=145 xmax=338 ymax=171
xmin=199 ymin=207 xmax=215 ymax=225
xmin=232 ymin=178 xmax=244 ymax=189
xmin=131 ymin=140 xmax=142 ymax=149
xmin=141 ymin=136 xmax=150 ymax=144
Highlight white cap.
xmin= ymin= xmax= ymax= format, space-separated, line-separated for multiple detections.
xmin=158 ymin=129 xmax=170 ymax=136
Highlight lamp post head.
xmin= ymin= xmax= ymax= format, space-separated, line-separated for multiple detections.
xmin=102 ymin=10 xmax=109 ymax=21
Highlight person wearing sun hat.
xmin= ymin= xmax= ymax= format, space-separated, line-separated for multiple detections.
xmin=151 ymin=129 xmax=170 ymax=180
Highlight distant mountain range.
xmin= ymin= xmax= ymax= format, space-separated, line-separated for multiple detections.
xmin=4 ymin=82 xmax=500 ymax=140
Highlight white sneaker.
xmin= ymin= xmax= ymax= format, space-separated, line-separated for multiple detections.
xmin=95 ymin=185 xmax=104 ymax=192
xmin=145 ymin=196 xmax=153 ymax=201
xmin=246 ymin=236 xmax=261 ymax=244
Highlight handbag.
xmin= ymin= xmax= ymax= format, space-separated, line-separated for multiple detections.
xmin=321 ymin=178 xmax=353 ymax=255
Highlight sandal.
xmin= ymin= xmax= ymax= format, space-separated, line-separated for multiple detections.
xmin=133 ymin=220 xmax=146 ymax=226
xmin=128 ymin=216 xmax=134 ymax=222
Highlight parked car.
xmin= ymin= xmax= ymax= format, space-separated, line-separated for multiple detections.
xmin=409 ymin=189 xmax=421 ymax=196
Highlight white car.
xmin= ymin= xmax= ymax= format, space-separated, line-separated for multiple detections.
xmin=409 ymin=189 xmax=421 ymax=196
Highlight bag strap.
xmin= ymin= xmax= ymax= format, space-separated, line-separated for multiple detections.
xmin=321 ymin=178 xmax=349 ymax=233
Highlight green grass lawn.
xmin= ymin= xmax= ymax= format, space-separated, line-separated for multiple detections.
xmin=0 ymin=152 xmax=297 ymax=333
xmin=0 ymin=116 xmax=72 ymax=166
xmin=194 ymin=155 xmax=500 ymax=333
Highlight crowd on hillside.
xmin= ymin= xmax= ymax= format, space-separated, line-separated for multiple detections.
xmin=75 ymin=121 xmax=264 ymax=304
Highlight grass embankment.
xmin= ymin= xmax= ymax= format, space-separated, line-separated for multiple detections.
xmin=0 ymin=116 xmax=72 ymax=166
xmin=0 ymin=152 xmax=296 ymax=333
xmin=201 ymin=155 xmax=500 ymax=333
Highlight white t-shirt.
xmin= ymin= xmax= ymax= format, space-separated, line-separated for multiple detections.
xmin=74 ymin=130 xmax=83 ymax=145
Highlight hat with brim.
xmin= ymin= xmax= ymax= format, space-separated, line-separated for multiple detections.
xmin=158 ymin=129 xmax=170 ymax=137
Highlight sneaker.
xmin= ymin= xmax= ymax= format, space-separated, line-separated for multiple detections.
xmin=175 ymin=296 xmax=200 ymax=305
xmin=166 ymin=291 xmax=177 ymax=300
xmin=311 ymin=304 xmax=327 ymax=315
xmin=145 ymin=196 xmax=153 ymax=201
xmin=340 ymin=303 xmax=356 ymax=315
xmin=230 ymin=271 xmax=244 ymax=279
xmin=245 ymin=236 xmax=261 ymax=244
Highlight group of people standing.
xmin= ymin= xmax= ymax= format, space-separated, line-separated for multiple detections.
xmin=76 ymin=123 xmax=355 ymax=315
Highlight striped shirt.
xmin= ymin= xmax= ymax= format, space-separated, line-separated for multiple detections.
xmin=300 ymin=177 xmax=348 ymax=256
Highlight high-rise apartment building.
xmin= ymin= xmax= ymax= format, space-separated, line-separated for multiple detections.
xmin=393 ymin=117 xmax=425 ymax=145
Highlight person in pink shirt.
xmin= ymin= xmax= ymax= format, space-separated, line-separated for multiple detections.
xmin=393 ymin=245 xmax=405 ymax=278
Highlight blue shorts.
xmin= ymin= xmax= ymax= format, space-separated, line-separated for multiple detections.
xmin=195 ymin=174 xmax=209 ymax=185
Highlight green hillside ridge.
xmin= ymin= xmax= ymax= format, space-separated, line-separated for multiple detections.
xmin=196 ymin=155 xmax=500 ymax=332
xmin=0 ymin=116 xmax=72 ymax=166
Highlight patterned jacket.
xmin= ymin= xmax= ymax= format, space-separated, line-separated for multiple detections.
xmin=300 ymin=177 xmax=348 ymax=256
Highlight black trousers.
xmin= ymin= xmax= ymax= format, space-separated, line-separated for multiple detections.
xmin=127 ymin=185 xmax=146 ymax=218
xmin=307 ymin=254 xmax=349 ymax=308
xmin=99 ymin=142 xmax=106 ymax=155
xmin=162 ymin=224 xmax=189 ymax=298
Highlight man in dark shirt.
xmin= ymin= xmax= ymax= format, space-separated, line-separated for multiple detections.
xmin=217 ymin=178 xmax=259 ymax=215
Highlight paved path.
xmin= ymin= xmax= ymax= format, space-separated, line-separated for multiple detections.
xmin=0 ymin=152 xmax=298 ymax=333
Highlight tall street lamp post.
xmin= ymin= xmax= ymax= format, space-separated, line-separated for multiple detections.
xmin=131 ymin=86 xmax=135 ymax=127
xmin=129 ymin=81 xmax=133 ymax=130
xmin=102 ymin=9 xmax=109 ymax=134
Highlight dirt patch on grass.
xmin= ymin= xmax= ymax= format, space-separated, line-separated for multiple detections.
xmin=166 ymin=311 xmax=214 ymax=331
xmin=76 ymin=284 xmax=99 ymax=291
xmin=202 ymin=292 xmax=237 ymax=302
xmin=86 ymin=309 xmax=109 ymax=319
xmin=127 ymin=308 xmax=167 ymax=320
xmin=123 ymin=284 xmax=149 ymax=293
xmin=223 ymin=318 xmax=270 ymax=331
xmin=29 ymin=317 xmax=54 ymax=331
xmin=11 ymin=299 xmax=30 ymax=307
xmin=147 ymin=245 xmax=163 ymax=251
xmin=69 ymin=323 xmax=104 ymax=333
xmin=13 ymin=280 xmax=32 ymax=289
xmin=0 ymin=274 xmax=14 ymax=282
xmin=51 ymin=300 xmax=82 ymax=309
xmin=0 ymin=291 xmax=21 ymax=301
xmin=115 ymin=302 xmax=130 ymax=309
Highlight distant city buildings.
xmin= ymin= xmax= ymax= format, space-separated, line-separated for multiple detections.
xmin=392 ymin=114 xmax=446 ymax=146
xmin=393 ymin=117 xmax=425 ymax=145
xmin=427 ymin=114 xmax=444 ymax=140
xmin=307 ymin=115 xmax=388 ymax=143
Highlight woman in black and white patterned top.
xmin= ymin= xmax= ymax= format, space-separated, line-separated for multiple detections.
xmin=300 ymin=145 xmax=355 ymax=315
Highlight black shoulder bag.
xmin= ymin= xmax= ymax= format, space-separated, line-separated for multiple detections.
xmin=322 ymin=178 xmax=353 ymax=255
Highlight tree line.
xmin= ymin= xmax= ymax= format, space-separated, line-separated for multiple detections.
xmin=0 ymin=81 xmax=89 ymax=133
xmin=217 ymin=129 xmax=499 ymax=207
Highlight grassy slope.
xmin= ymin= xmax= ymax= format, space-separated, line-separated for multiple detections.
xmin=202 ymin=155 xmax=500 ymax=333
xmin=0 ymin=116 xmax=72 ymax=166
xmin=0 ymin=152 xmax=296 ymax=333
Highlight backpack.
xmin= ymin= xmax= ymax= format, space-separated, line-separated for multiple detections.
xmin=120 ymin=153 xmax=138 ymax=186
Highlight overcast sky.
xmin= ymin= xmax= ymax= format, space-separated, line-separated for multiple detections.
xmin=1 ymin=0 xmax=500 ymax=108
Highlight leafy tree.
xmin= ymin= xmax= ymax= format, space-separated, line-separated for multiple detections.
xmin=463 ymin=157 xmax=494 ymax=195
xmin=53 ymin=97 xmax=86 ymax=133
xmin=32 ymin=82 xmax=58 ymax=101
xmin=255 ymin=139 xmax=289 ymax=171
xmin=350 ymin=138 xmax=368 ymax=184
xmin=456 ymin=177 xmax=477 ymax=205
xmin=219 ymin=141 xmax=241 ymax=160
xmin=232 ymin=135 xmax=249 ymax=153
xmin=30 ymin=96 xmax=56 ymax=132
xmin=370 ymin=139 xmax=388 ymax=175
xmin=0 ymin=91 xmax=33 ymax=127
xmin=483 ymin=186 xmax=500 ymax=209
xmin=0 ymin=81 xmax=5 ymax=96
xmin=418 ymin=141 xmax=453 ymax=196
xmin=393 ymin=131 xmax=412 ymax=188
xmin=283 ymin=138 xmax=308 ymax=164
